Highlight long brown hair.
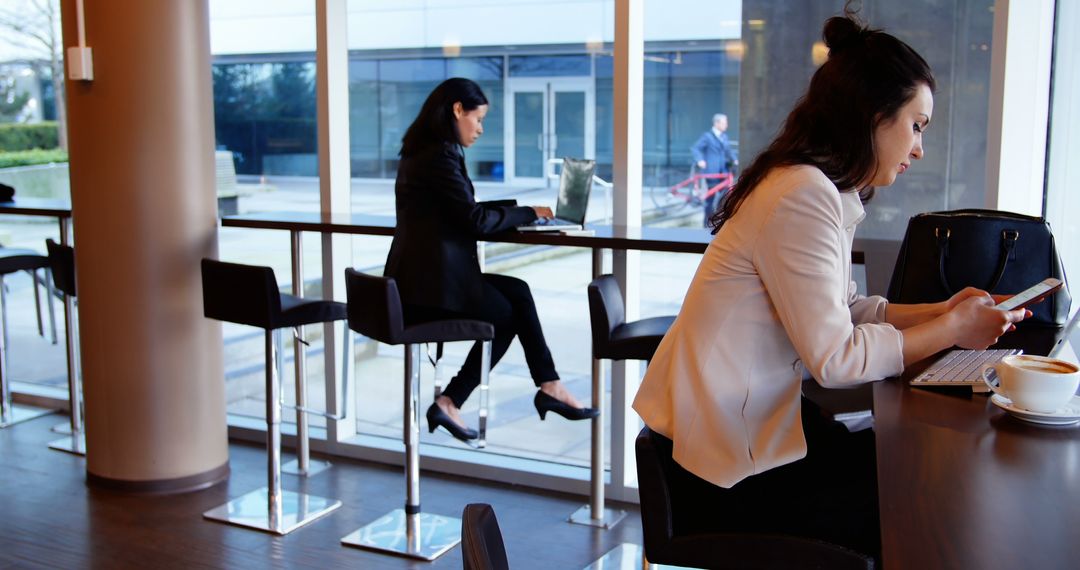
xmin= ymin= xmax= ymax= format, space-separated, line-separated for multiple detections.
xmin=710 ymin=13 xmax=935 ymax=232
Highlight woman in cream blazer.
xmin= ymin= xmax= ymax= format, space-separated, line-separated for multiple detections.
xmin=633 ymin=14 xmax=1026 ymax=559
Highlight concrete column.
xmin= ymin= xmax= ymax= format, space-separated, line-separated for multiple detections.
xmin=62 ymin=0 xmax=228 ymax=492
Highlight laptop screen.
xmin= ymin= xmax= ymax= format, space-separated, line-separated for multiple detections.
xmin=555 ymin=158 xmax=595 ymax=225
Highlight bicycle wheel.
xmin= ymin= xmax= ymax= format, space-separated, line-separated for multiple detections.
xmin=650 ymin=183 xmax=690 ymax=215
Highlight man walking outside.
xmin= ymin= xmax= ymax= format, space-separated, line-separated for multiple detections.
xmin=691 ymin=113 xmax=738 ymax=226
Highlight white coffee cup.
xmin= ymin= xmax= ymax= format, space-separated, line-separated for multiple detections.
xmin=981 ymin=354 xmax=1080 ymax=413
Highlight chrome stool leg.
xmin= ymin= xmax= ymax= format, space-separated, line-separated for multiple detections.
xmin=428 ymin=342 xmax=444 ymax=400
xmin=46 ymin=268 xmax=57 ymax=344
xmin=50 ymin=270 xmax=75 ymax=435
xmin=0 ymin=273 xmax=55 ymax=428
xmin=49 ymin=285 xmax=85 ymax=454
xmin=31 ymin=269 xmax=43 ymax=337
xmin=282 ymin=324 xmax=335 ymax=477
xmin=341 ymin=343 xmax=462 ymax=560
xmin=569 ymin=353 xmax=627 ymax=529
xmin=203 ymin=329 xmax=341 ymax=535
xmin=476 ymin=340 xmax=491 ymax=448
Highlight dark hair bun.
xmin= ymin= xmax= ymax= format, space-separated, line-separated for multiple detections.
xmin=822 ymin=16 xmax=865 ymax=53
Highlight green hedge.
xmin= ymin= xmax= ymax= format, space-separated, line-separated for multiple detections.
xmin=0 ymin=122 xmax=60 ymax=152
xmin=0 ymin=149 xmax=68 ymax=169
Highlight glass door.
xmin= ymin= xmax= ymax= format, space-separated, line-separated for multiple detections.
xmin=506 ymin=77 xmax=594 ymax=186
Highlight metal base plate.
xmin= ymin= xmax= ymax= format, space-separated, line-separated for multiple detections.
xmin=51 ymin=422 xmax=73 ymax=434
xmin=341 ymin=509 xmax=461 ymax=561
xmin=0 ymin=404 xmax=55 ymax=428
xmin=569 ymin=504 xmax=628 ymax=529
xmin=584 ymin=543 xmax=697 ymax=570
xmin=203 ymin=488 xmax=341 ymax=535
xmin=282 ymin=457 xmax=332 ymax=477
xmin=48 ymin=434 xmax=86 ymax=455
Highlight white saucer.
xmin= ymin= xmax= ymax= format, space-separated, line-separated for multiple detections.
xmin=990 ymin=394 xmax=1080 ymax=426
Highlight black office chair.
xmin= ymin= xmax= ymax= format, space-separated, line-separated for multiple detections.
xmin=340 ymin=268 xmax=493 ymax=561
xmin=0 ymin=247 xmax=56 ymax=428
xmin=635 ymin=427 xmax=874 ymax=569
xmin=199 ymin=258 xmax=347 ymax=535
xmin=588 ymin=274 xmax=674 ymax=363
xmin=462 ymin=503 xmax=510 ymax=570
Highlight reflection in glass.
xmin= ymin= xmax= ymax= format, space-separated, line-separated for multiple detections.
xmin=514 ymin=92 xmax=544 ymax=178
xmin=555 ymin=91 xmax=586 ymax=160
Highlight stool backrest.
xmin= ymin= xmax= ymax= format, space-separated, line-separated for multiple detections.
xmin=45 ymin=239 xmax=76 ymax=297
xmin=344 ymin=268 xmax=405 ymax=345
xmin=200 ymin=258 xmax=282 ymax=329
xmin=461 ymin=503 xmax=510 ymax=570
xmin=587 ymin=274 xmax=625 ymax=356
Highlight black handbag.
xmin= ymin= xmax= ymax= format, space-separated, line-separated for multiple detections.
xmin=887 ymin=209 xmax=1071 ymax=326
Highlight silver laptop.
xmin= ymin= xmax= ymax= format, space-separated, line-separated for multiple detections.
xmin=910 ymin=308 xmax=1080 ymax=390
xmin=517 ymin=158 xmax=594 ymax=232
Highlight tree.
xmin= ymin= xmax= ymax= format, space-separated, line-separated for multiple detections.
xmin=0 ymin=72 xmax=30 ymax=121
xmin=0 ymin=0 xmax=66 ymax=149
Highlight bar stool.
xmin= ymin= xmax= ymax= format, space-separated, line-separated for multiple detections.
xmin=340 ymin=268 xmax=493 ymax=561
xmin=200 ymin=258 xmax=348 ymax=535
xmin=572 ymin=273 xmax=675 ymax=529
xmin=0 ymin=245 xmax=57 ymax=347
xmin=0 ymin=248 xmax=57 ymax=428
xmin=44 ymin=239 xmax=86 ymax=454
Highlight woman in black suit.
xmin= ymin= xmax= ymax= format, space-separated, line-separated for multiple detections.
xmin=385 ymin=77 xmax=598 ymax=443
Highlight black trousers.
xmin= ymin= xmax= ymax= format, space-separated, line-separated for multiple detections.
xmin=650 ymin=397 xmax=881 ymax=561
xmin=404 ymin=273 xmax=559 ymax=408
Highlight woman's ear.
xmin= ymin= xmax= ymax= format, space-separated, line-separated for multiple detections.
xmin=452 ymin=102 xmax=464 ymax=119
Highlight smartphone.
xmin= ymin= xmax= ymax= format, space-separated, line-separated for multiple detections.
xmin=995 ymin=277 xmax=1064 ymax=311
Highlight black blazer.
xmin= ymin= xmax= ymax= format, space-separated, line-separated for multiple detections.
xmin=385 ymin=143 xmax=537 ymax=313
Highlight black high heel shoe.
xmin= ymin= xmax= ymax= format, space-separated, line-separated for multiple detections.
xmin=534 ymin=391 xmax=600 ymax=421
xmin=426 ymin=403 xmax=478 ymax=442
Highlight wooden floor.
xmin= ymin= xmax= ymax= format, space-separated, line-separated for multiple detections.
xmin=0 ymin=412 xmax=644 ymax=569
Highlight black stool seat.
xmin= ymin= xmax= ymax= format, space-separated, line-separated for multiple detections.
xmin=202 ymin=259 xmax=346 ymax=329
xmin=589 ymin=274 xmax=674 ymax=362
xmin=602 ymin=315 xmax=676 ymax=361
xmin=280 ymin=293 xmax=347 ymax=328
xmin=344 ymin=268 xmax=493 ymax=345
xmin=0 ymin=248 xmax=49 ymax=274
xmin=396 ymin=319 xmax=493 ymax=345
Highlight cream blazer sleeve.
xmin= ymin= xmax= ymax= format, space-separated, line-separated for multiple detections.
xmin=848 ymin=282 xmax=889 ymax=325
xmin=752 ymin=182 xmax=904 ymax=387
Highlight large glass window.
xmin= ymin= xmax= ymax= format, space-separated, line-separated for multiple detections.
xmin=203 ymin=0 xmax=1036 ymax=495
xmin=344 ymin=0 xmax=612 ymax=471
xmin=209 ymin=1 xmax=328 ymax=430
xmin=643 ymin=1 xmax=995 ymax=240
xmin=1046 ymin=0 xmax=1079 ymax=288
xmin=0 ymin=0 xmax=69 ymax=397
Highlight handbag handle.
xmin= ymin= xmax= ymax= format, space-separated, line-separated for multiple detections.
xmin=935 ymin=227 xmax=1019 ymax=295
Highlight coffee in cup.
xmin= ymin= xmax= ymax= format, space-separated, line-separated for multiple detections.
xmin=981 ymin=355 xmax=1080 ymax=413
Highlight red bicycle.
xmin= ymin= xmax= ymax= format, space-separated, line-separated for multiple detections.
xmin=651 ymin=164 xmax=734 ymax=215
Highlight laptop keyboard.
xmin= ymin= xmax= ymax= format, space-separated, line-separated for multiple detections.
xmin=532 ymin=217 xmax=576 ymax=227
xmin=910 ymin=348 xmax=1021 ymax=386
